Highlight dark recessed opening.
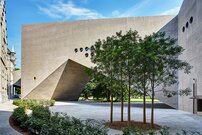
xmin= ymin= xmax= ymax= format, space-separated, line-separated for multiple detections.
xmin=182 ymin=26 xmax=185 ymax=32
xmin=85 ymin=47 xmax=89 ymax=51
xmin=190 ymin=16 xmax=193 ymax=24
xmin=91 ymin=52 xmax=94 ymax=57
xmin=80 ymin=48 xmax=83 ymax=52
xmin=198 ymin=99 xmax=202 ymax=112
xmin=34 ymin=77 xmax=36 ymax=80
xmin=186 ymin=22 xmax=189 ymax=28
xmin=74 ymin=48 xmax=78 ymax=53
xmin=91 ymin=46 xmax=95 ymax=50
xmin=85 ymin=53 xmax=89 ymax=57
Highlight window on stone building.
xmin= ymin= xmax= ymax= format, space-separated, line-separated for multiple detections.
xmin=91 ymin=46 xmax=95 ymax=51
xmin=186 ymin=22 xmax=189 ymax=28
xmin=182 ymin=26 xmax=185 ymax=32
xmin=85 ymin=53 xmax=89 ymax=57
xmin=74 ymin=48 xmax=78 ymax=53
xmin=80 ymin=48 xmax=83 ymax=52
xmin=198 ymin=99 xmax=202 ymax=112
xmin=85 ymin=47 xmax=89 ymax=51
xmin=190 ymin=16 xmax=193 ymax=24
xmin=91 ymin=52 xmax=94 ymax=57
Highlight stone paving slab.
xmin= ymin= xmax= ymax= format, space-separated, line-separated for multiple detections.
xmin=0 ymin=100 xmax=21 ymax=135
xmin=50 ymin=101 xmax=202 ymax=135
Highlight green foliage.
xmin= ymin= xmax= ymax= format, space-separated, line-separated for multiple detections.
xmin=12 ymin=107 xmax=28 ymax=128
xmin=13 ymin=106 xmax=108 ymax=135
xmin=32 ymin=106 xmax=50 ymax=119
xmin=123 ymin=126 xmax=202 ymax=135
xmin=13 ymin=99 xmax=55 ymax=109
xmin=87 ymin=29 xmax=192 ymax=125
xmin=15 ymin=87 xmax=21 ymax=95
xmin=14 ymin=68 xmax=20 ymax=71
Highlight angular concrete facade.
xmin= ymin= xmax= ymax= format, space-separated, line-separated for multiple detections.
xmin=178 ymin=0 xmax=202 ymax=114
xmin=21 ymin=0 xmax=202 ymax=113
xmin=22 ymin=16 xmax=175 ymax=102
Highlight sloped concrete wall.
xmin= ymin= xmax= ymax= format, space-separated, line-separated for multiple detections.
xmin=22 ymin=16 xmax=174 ymax=100
xmin=155 ymin=16 xmax=179 ymax=109
xmin=178 ymin=0 xmax=202 ymax=112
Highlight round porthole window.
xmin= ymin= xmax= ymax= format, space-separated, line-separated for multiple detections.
xmin=91 ymin=46 xmax=95 ymax=50
xmin=182 ymin=26 xmax=185 ymax=32
xmin=186 ymin=22 xmax=189 ymax=28
xmin=85 ymin=53 xmax=89 ymax=57
xmin=85 ymin=47 xmax=89 ymax=51
xmin=80 ymin=48 xmax=83 ymax=52
xmin=190 ymin=16 xmax=193 ymax=24
xmin=91 ymin=52 xmax=94 ymax=57
xmin=74 ymin=48 xmax=78 ymax=53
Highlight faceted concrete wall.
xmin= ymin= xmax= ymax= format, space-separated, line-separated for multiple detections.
xmin=155 ymin=16 xmax=179 ymax=109
xmin=13 ymin=70 xmax=21 ymax=87
xmin=178 ymin=0 xmax=202 ymax=112
xmin=21 ymin=16 xmax=173 ymax=100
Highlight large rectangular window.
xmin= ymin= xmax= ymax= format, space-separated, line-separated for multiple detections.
xmin=198 ymin=99 xmax=202 ymax=112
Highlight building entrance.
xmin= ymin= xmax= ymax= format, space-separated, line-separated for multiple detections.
xmin=198 ymin=99 xmax=202 ymax=113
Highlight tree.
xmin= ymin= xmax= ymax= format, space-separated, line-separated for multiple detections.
xmin=141 ymin=32 xmax=192 ymax=128
xmin=90 ymin=36 xmax=118 ymax=123
xmin=80 ymin=81 xmax=95 ymax=100
xmin=115 ymin=30 xmax=141 ymax=125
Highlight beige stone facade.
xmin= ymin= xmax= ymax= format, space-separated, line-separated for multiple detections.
xmin=0 ymin=0 xmax=16 ymax=103
xmin=22 ymin=16 xmax=176 ymax=102
xmin=21 ymin=0 xmax=202 ymax=114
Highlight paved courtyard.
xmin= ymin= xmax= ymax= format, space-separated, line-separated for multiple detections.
xmin=0 ymin=101 xmax=21 ymax=135
xmin=50 ymin=102 xmax=202 ymax=135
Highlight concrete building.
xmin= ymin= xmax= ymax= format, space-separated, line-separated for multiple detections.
xmin=21 ymin=0 xmax=202 ymax=114
xmin=22 ymin=16 xmax=175 ymax=102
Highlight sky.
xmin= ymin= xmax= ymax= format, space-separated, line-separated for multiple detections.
xmin=6 ymin=0 xmax=183 ymax=68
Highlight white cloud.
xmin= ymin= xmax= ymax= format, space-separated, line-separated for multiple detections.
xmin=159 ymin=7 xmax=180 ymax=15
xmin=38 ymin=1 xmax=104 ymax=20
xmin=118 ymin=0 xmax=150 ymax=17
xmin=112 ymin=10 xmax=120 ymax=17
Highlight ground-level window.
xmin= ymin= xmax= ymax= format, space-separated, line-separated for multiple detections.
xmin=198 ymin=99 xmax=202 ymax=112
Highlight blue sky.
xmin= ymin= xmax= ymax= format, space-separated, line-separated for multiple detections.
xmin=6 ymin=0 xmax=183 ymax=68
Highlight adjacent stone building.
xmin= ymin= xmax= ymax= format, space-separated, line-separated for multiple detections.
xmin=21 ymin=0 xmax=202 ymax=114
xmin=0 ymin=0 xmax=17 ymax=103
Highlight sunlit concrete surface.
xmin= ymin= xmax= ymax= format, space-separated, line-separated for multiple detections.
xmin=0 ymin=101 xmax=20 ymax=135
xmin=50 ymin=101 xmax=202 ymax=135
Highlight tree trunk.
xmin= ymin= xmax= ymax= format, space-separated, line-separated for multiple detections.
xmin=110 ymin=91 xmax=113 ymax=123
xmin=143 ymin=87 xmax=146 ymax=124
xmin=127 ymin=75 xmax=131 ymax=126
xmin=121 ymin=69 xmax=124 ymax=122
xmin=151 ymin=65 xmax=155 ymax=128
xmin=107 ymin=91 xmax=110 ymax=102
xmin=121 ymin=89 xmax=124 ymax=122
xmin=151 ymin=80 xmax=155 ymax=128
xmin=84 ymin=93 xmax=88 ymax=100
xmin=143 ymin=73 xmax=146 ymax=124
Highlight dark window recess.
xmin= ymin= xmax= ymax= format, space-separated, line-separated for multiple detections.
xmin=80 ymin=48 xmax=83 ymax=52
xmin=91 ymin=52 xmax=94 ymax=57
xmin=190 ymin=16 xmax=193 ymax=24
xmin=182 ymin=27 xmax=185 ymax=32
xmin=74 ymin=48 xmax=78 ymax=53
xmin=91 ymin=46 xmax=95 ymax=50
xmin=85 ymin=47 xmax=89 ymax=51
xmin=198 ymin=99 xmax=202 ymax=112
xmin=34 ymin=77 xmax=36 ymax=80
xmin=186 ymin=22 xmax=189 ymax=28
xmin=85 ymin=53 xmax=89 ymax=57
